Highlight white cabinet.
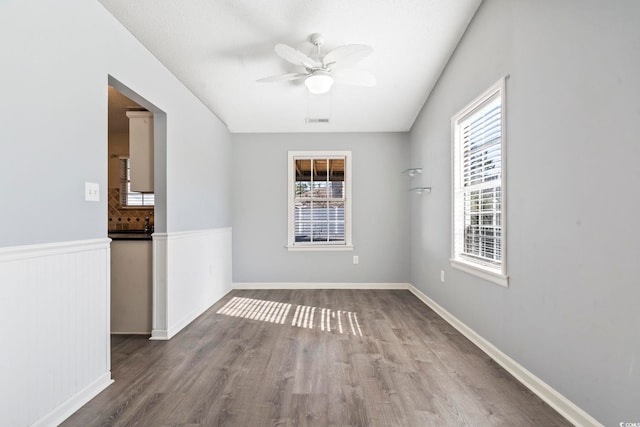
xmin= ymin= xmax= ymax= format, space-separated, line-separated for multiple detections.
xmin=126 ymin=111 xmax=154 ymax=192
xmin=110 ymin=240 xmax=152 ymax=334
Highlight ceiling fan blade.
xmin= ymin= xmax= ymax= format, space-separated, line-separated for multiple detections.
xmin=333 ymin=69 xmax=377 ymax=87
xmin=274 ymin=44 xmax=321 ymax=69
xmin=323 ymin=44 xmax=373 ymax=69
xmin=257 ymin=72 xmax=308 ymax=83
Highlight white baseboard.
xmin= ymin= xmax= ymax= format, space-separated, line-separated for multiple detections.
xmin=407 ymin=284 xmax=602 ymax=427
xmin=32 ymin=372 xmax=113 ymax=427
xmin=232 ymin=282 xmax=411 ymax=290
xmin=150 ymin=329 xmax=169 ymax=340
xmin=165 ymin=289 xmax=233 ymax=340
xmin=165 ymin=310 xmax=200 ymax=340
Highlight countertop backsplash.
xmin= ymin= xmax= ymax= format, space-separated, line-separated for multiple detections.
xmin=108 ymin=188 xmax=154 ymax=231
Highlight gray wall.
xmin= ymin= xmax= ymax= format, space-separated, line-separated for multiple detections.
xmin=232 ymin=132 xmax=410 ymax=284
xmin=409 ymin=0 xmax=640 ymax=425
xmin=0 ymin=0 xmax=232 ymax=248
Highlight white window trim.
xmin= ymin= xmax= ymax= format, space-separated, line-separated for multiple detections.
xmin=450 ymin=77 xmax=508 ymax=287
xmin=287 ymin=150 xmax=353 ymax=251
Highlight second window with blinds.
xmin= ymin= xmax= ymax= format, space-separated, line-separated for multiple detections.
xmin=287 ymin=151 xmax=352 ymax=250
xmin=451 ymin=78 xmax=508 ymax=287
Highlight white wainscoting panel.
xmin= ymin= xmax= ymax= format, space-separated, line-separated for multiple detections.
xmin=0 ymin=239 xmax=113 ymax=427
xmin=151 ymin=228 xmax=232 ymax=340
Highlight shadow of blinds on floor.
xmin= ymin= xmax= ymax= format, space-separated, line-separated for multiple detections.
xmin=217 ymin=296 xmax=363 ymax=336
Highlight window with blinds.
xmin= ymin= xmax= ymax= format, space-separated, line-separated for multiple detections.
xmin=452 ymin=78 xmax=508 ymax=286
xmin=287 ymin=151 xmax=352 ymax=249
xmin=120 ymin=158 xmax=154 ymax=207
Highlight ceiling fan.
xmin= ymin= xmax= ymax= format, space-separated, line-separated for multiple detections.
xmin=257 ymin=33 xmax=376 ymax=94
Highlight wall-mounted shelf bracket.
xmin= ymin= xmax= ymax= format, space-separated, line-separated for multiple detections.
xmin=409 ymin=187 xmax=431 ymax=195
xmin=402 ymin=168 xmax=423 ymax=177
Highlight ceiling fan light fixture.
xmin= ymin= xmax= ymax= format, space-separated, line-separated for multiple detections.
xmin=305 ymin=72 xmax=334 ymax=94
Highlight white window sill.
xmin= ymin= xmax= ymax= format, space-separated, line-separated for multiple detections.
xmin=286 ymin=245 xmax=354 ymax=252
xmin=450 ymin=258 xmax=509 ymax=288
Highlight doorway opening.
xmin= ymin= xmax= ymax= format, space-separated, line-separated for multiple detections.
xmin=107 ymin=76 xmax=167 ymax=342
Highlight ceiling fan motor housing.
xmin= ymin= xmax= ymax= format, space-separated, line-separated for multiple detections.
xmin=309 ymin=33 xmax=325 ymax=48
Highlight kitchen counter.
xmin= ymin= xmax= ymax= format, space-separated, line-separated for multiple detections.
xmin=110 ymin=237 xmax=152 ymax=334
xmin=108 ymin=231 xmax=153 ymax=240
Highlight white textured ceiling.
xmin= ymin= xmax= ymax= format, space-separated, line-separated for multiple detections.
xmin=98 ymin=0 xmax=481 ymax=133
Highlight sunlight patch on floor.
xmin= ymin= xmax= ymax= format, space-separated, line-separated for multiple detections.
xmin=217 ymin=296 xmax=363 ymax=336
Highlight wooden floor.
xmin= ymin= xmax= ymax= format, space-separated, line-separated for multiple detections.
xmin=62 ymin=290 xmax=571 ymax=426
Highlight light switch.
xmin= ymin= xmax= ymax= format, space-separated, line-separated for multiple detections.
xmin=85 ymin=182 xmax=100 ymax=202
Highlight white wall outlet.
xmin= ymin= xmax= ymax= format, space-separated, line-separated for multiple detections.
xmin=85 ymin=182 xmax=100 ymax=202
xmin=440 ymin=270 xmax=445 ymax=283
xmin=353 ymin=255 xmax=359 ymax=265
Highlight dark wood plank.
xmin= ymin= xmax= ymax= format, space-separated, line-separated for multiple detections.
xmin=61 ymin=290 xmax=572 ymax=427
